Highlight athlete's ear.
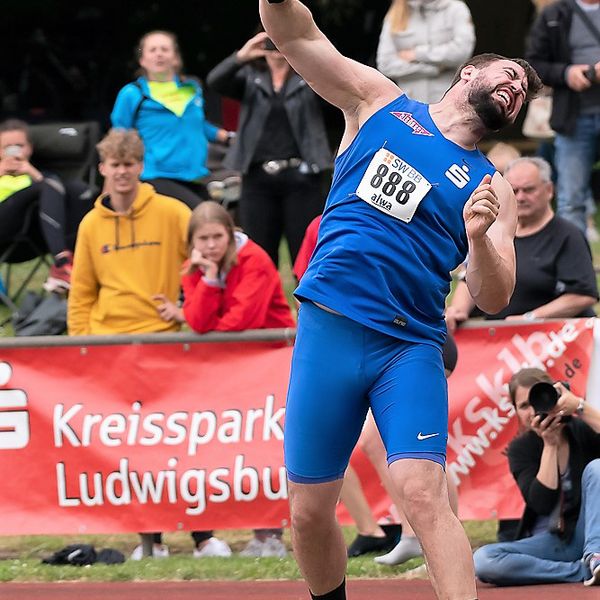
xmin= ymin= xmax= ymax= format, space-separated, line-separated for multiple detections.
xmin=460 ymin=64 xmax=477 ymax=82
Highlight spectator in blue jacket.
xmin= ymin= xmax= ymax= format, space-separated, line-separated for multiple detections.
xmin=111 ymin=30 xmax=232 ymax=208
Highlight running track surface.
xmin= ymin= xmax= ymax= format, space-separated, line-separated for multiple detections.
xmin=1 ymin=580 xmax=597 ymax=599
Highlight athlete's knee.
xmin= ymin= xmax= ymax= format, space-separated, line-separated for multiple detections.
xmin=289 ymin=483 xmax=339 ymax=534
xmin=394 ymin=470 xmax=447 ymax=525
xmin=401 ymin=488 xmax=441 ymax=526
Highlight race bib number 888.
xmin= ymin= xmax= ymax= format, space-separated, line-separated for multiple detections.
xmin=356 ymin=148 xmax=431 ymax=223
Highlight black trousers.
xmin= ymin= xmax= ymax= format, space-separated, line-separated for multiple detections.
xmin=152 ymin=531 xmax=213 ymax=546
xmin=146 ymin=178 xmax=210 ymax=210
xmin=239 ymin=165 xmax=325 ymax=266
xmin=0 ymin=178 xmax=68 ymax=258
xmin=0 ymin=179 xmax=95 ymax=261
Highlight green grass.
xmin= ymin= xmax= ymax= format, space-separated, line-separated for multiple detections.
xmin=1 ymin=258 xmax=51 ymax=336
xmin=0 ymin=522 xmax=496 ymax=582
xmin=278 ymin=238 xmax=298 ymax=312
xmin=0 ymin=230 xmax=596 ymax=582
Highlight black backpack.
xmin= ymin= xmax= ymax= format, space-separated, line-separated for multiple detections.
xmin=42 ymin=544 xmax=97 ymax=566
xmin=12 ymin=291 xmax=67 ymax=336
xmin=42 ymin=544 xmax=125 ymax=566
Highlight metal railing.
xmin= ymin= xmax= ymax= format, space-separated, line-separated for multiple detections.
xmin=0 ymin=328 xmax=297 ymax=349
xmin=0 ymin=317 xmax=593 ymax=349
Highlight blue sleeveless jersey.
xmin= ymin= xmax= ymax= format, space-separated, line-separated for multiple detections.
xmin=295 ymin=94 xmax=496 ymax=346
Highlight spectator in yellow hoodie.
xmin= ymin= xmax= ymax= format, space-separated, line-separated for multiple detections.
xmin=68 ymin=128 xmax=190 ymax=335
xmin=68 ymin=128 xmax=233 ymax=560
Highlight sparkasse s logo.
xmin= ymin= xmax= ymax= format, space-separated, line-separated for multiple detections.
xmin=445 ymin=163 xmax=471 ymax=189
xmin=0 ymin=362 xmax=30 ymax=449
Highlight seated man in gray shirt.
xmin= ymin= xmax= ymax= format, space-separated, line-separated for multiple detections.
xmin=446 ymin=156 xmax=598 ymax=330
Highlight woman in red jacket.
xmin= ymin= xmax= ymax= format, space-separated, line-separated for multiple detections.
xmin=182 ymin=201 xmax=294 ymax=334
xmin=182 ymin=201 xmax=293 ymax=556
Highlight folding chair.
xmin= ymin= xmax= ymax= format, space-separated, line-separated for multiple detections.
xmin=0 ymin=202 xmax=51 ymax=325
xmin=28 ymin=121 xmax=100 ymax=188
xmin=0 ymin=121 xmax=101 ymax=324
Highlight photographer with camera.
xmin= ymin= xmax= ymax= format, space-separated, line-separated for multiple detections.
xmin=473 ymin=367 xmax=600 ymax=587
xmin=206 ymin=30 xmax=331 ymax=267
xmin=527 ymin=0 xmax=600 ymax=233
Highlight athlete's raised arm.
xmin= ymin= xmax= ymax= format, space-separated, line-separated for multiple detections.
xmin=259 ymin=0 xmax=399 ymax=120
xmin=464 ymin=173 xmax=517 ymax=315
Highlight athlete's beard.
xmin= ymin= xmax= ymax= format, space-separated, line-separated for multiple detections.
xmin=468 ymin=84 xmax=511 ymax=132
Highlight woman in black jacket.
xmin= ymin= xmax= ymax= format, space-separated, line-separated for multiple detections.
xmin=473 ymin=368 xmax=600 ymax=587
xmin=206 ymin=31 xmax=331 ymax=266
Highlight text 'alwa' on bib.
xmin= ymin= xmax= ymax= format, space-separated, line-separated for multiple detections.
xmin=356 ymin=148 xmax=432 ymax=223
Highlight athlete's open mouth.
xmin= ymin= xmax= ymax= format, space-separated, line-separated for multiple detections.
xmin=495 ymin=87 xmax=514 ymax=113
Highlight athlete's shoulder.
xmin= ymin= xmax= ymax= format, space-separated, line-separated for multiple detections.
xmin=355 ymin=78 xmax=403 ymax=126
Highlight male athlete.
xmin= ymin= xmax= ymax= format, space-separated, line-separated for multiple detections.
xmin=260 ymin=2 xmax=542 ymax=599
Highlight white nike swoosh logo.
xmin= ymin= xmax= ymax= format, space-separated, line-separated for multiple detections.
xmin=417 ymin=432 xmax=440 ymax=441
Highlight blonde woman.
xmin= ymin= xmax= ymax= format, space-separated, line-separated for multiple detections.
xmin=181 ymin=201 xmax=294 ymax=335
xmin=376 ymin=0 xmax=475 ymax=103
xmin=112 ymin=31 xmax=232 ymax=208
xmin=179 ymin=200 xmax=293 ymax=558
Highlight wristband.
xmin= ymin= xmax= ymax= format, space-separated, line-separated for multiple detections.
xmin=576 ymin=397 xmax=585 ymax=417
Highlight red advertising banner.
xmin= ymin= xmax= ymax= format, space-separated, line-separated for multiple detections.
xmin=0 ymin=341 xmax=293 ymax=535
xmin=0 ymin=319 xmax=595 ymax=535
xmin=446 ymin=318 xmax=594 ymax=521
xmin=339 ymin=319 xmax=596 ymax=525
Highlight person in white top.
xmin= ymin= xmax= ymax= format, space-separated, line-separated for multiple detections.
xmin=376 ymin=0 xmax=476 ymax=104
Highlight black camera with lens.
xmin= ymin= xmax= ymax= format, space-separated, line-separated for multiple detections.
xmin=528 ymin=381 xmax=572 ymax=423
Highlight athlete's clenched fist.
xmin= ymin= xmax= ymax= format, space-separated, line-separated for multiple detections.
xmin=463 ymin=174 xmax=500 ymax=240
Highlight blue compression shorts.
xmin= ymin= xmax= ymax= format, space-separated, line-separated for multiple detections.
xmin=284 ymin=301 xmax=448 ymax=484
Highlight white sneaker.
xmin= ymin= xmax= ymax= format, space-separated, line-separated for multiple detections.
xmin=374 ymin=536 xmax=422 ymax=566
xmin=240 ymin=537 xmax=265 ymax=557
xmin=130 ymin=543 xmax=169 ymax=561
xmin=261 ymin=536 xmax=288 ymax=558
xmin=193 ymin=537 xmax=232 ymax=558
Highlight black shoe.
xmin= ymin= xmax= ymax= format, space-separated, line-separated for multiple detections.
xmin=347 ymin=524 xmax=402 ymax=558
xmin=381 ymin=523 xmax=402 ymax=547
xmin=347 ymin=534 xmax=389 ymax=557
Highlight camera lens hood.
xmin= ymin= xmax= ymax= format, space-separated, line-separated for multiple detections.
xmin=528 ymin=381 xmax=559 ymax=413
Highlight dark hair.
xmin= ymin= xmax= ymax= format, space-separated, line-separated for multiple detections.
xmin=508 ymin=368 xmax=553 ymax=406
xmin=0 ymin=119 xmax=31 ymax=143
xmin=449 ymin=53 xmax=543 ymax=101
